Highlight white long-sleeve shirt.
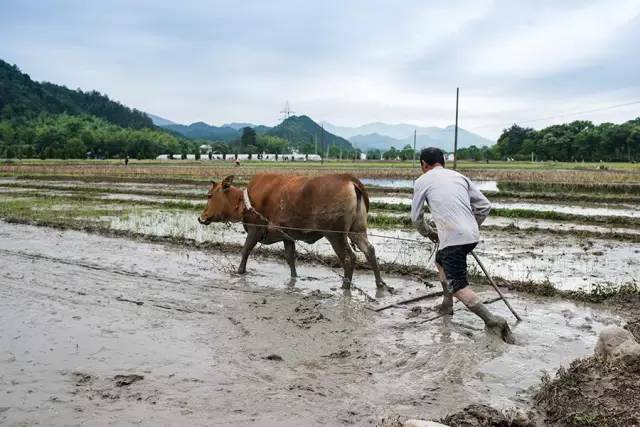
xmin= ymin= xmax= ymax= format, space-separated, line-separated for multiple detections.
xmin=411 ymin=166 xmax=491 ymax=250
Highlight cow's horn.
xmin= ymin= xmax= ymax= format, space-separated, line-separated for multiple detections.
xmin=222 ymin=175 xmax=234 ymax=188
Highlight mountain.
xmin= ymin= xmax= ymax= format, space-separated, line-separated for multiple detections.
xmin=349 ymin=133 xmax=404 ymax=151
xmin=147 ymin=113 xmax=176 ymax=126
xmin=325 ymin=121 xmax=495 ymax=151
xmin=324 ymin=122 xmax=440 ymax=140
xmin=268 ymin=115 xmax=352 ymax=151
xmin=0 ymin=59 xmax=153 ymax=129
xmin=222 ymin=122 xmax=256 ymax=130
xmin=163 ymin=121 xmax=240 ymax=142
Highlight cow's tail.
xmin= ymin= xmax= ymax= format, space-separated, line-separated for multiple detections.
xmin=349 ymin=177 xmax=369 ymax=253
xmin=351 ymin=177 xmax=370 ymax=213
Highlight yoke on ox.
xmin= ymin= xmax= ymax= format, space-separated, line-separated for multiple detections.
xmin=198 ymin=174 xmax=387 ymax=290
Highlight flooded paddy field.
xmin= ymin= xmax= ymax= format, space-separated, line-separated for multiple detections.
xmin=0 ymin=221 xmax=627 ymax=426
xmin=1 ymin=169 xmax=639 ymax=425
xmin=1 ymin=176 xmax=639 ymax=294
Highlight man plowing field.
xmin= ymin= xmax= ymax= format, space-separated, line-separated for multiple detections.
xmin=411 ymin=147 xmax=515 ymax=344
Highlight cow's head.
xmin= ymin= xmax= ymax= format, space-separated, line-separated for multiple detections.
xmin=198 ymin=175 xmax=244 ymax=225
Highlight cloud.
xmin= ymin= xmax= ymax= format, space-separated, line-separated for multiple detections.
xmin=1 ymin=0 xmax=639 ymax=140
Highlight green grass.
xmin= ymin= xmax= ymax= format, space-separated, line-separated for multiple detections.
xmin=6 ymin=158 xmax=640 ymax=171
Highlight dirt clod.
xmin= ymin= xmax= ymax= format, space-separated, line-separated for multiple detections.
xmin=71 ymin=372 xmax=93 ymax=386
xmin=323 ymin=350 xmax=351 ymax=359
xmin=441 ymin=404 xmax=534 ymax=427
xmin=534 ymin=346 xmax=640 ymax=426
xmin=114 ymin=374 xmax=144 ymax=387
xmin=406 ymin=306 xmax=423 ymax=319
xmin=263 ymin=354 xmax=284 ymax=362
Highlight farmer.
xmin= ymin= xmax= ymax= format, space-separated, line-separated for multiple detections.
xmin=411 ymin=147 xmax=514 ymax=343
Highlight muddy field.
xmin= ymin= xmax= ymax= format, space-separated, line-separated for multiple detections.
xmin=0 ymin=222 xmax=627 ymax=426
xmin=1 ymin=164 xmax=639 ymax=425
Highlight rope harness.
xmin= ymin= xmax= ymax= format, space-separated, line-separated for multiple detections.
xmin=234 ymin=188 xmax=439 ymax=301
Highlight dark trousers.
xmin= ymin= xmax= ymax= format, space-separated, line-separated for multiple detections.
xmin=435 ymin=242 xmax=478 ymax=293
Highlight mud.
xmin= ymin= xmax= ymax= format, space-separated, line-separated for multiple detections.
xmin=108 ymin=209 xmax=640 ymax=291
xmin=0 ymin=221 xmax=629 ymax=425
xmin=533 ymin=328 xmax=640 ymax=426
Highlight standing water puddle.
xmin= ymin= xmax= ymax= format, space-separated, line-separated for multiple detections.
xmin=361 ymin=178 xmax=499 ymax=192
xmin=371 ymin=196 xmax=640 ymax=219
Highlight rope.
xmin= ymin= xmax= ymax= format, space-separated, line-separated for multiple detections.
xmin=232 ymin=196 xmax=438 ymax=301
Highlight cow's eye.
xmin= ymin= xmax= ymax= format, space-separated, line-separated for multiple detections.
xmin=207 ymin=194 xmax=212 ymax=199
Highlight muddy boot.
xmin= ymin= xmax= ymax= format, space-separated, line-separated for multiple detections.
xmin=437 ymin=279 xmax=454 ymax=315
xmin=437 ymin=295 xmax=454 ymax=315
xmin=468 ymin=303 xmax=515 ymax=344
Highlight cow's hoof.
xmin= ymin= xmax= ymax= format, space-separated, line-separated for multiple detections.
xmin=237 ymin=268 xmax=247 ymax=275
xmin=375 ymin=279 xmax=388 ymax=288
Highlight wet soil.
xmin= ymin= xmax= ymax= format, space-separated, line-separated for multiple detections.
xmin=533 ymin=320 xmax=640 ymax=426
xmin=0 ymin=221 xmax=629 ymax=426
xmin=109 ymin=209 xmax=640 ymax=291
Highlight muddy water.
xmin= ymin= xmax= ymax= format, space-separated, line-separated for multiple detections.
xmin=0 ymin=221 xmax=622 ymax=426
xmin=371 ymin=196 xmax=640 ymax=219
xmin=110 ymin=209 xmax=640 ymax=291
xmin=362 ymin=178 xmax=499 ymax=192
xmin=0 ymin=177 xmax=206 ymax=195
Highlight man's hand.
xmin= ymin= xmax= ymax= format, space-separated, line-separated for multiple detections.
xmin=415 ymin=211 xmax=439 ymax=243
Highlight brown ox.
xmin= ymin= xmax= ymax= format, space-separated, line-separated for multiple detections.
xmin=198 ymin=173 xmax=386 ymax=289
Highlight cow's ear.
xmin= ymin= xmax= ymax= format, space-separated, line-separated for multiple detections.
xmin=210 ymin=180 xmax=217 ymax=186
xmin=222 ymin=175 xmax=234 ymax=189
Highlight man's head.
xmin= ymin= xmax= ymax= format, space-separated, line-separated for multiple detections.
xmin=419 ymin=147 xmax=445 ymax=173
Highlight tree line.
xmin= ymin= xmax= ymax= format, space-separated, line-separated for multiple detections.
xmin=0 ymin=114 xmax=195 ymax=160
xmin=457 ymin=118 xmax=640 ymax=162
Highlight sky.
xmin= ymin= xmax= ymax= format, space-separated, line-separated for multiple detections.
xmin=1 ymin=0 xmax=640 ymax=140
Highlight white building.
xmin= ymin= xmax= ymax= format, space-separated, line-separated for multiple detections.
xmin=155 ymin=153 xmax=323 ymax=161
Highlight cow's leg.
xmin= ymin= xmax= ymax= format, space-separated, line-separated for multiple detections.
xmin=238 ymin=229 xmax=260 ymax=274
xmin=436 ymin=262 xmax=454 ymax=315
xmin=283 ymin=240 xmax=297 ymax=278
xmin=349 ymin=233 xmax=387 ymax=289
xmin=326 ymin=234 xmax=356 ymax=289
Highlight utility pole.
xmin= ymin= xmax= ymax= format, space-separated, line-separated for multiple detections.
xmin=453 ymin=87 xmax=459 ymax=170
xmin=412 ymin=129 xmax=417 ymax=169
xmin=321 ymin=124 xmax=324 ymax=165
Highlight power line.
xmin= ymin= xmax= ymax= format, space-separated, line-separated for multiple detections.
xmin=467 ymin=99 xmax=640 ymax=132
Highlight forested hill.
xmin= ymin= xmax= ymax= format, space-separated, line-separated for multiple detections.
xmin=163 ymin=121 xmax=240 ymax=142
xmin=0 ymin=59 xmax=153 ymax=129
xmin=268 ymin=115 xmax=352 ymax=151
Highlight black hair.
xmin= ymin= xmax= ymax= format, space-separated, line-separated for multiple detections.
xmin=419 ymin=147 xmax=445 ymax=167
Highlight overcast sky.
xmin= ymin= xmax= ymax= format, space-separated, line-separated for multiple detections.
xmin=2 ymin=0 xmax=640 ymax=139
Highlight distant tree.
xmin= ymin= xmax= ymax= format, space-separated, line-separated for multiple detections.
xmin=366 ymin=149 xmax=381 ymax=160
xmin=383 ymin=146 xmax=398 ymax=160
xmin=328 ymin=144 xmax=340 ymax=158
xmin=240 ymin=127 xmax=257 ymax=150
xmin=301 ymin=142 xmax=315 ymax=155
xmin=399 ymin=144 xmax=415 ymax=161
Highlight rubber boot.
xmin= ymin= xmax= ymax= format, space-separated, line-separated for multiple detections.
xmin=468 ymin=303 xmax=515 ymax=344
xmin=437 ymin=281 xmax=454 ymax=315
